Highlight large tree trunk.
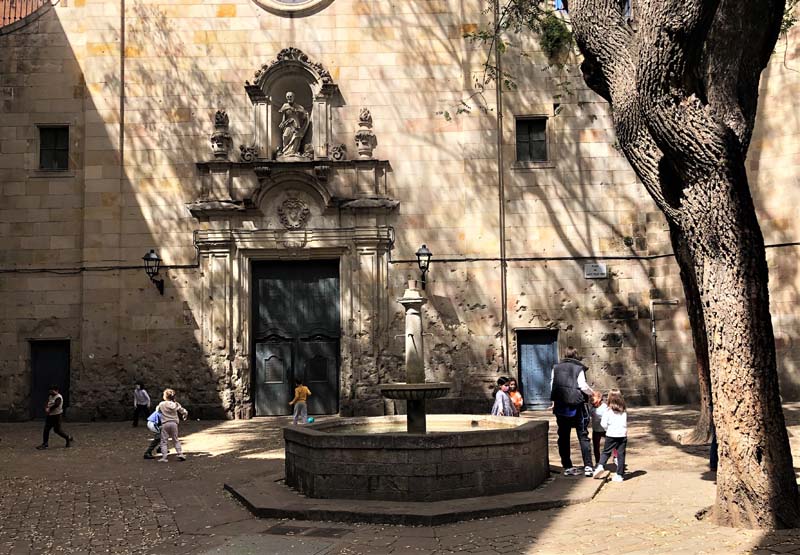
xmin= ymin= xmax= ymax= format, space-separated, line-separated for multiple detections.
xmin=669 ymin=224 xmax=712 ymax=445
xmin=681 ymin=166 xmax=798 ymax=527
xmin=569 ymin=0 xmax=800 ymax=527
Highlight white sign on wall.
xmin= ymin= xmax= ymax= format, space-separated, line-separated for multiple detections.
xmin=584 ymin=263 xmax=608 ymax=279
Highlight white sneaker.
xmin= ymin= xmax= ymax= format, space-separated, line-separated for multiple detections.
xmin=584 ymin=466 xmax=594 ymax=477
xmin=178 ymin=455 xmax=186 ymax=461
xmin=611 ymin=474 xmax=624 ymax=482
xmin=592 ymin=465 xmax=604 ymax=478
xmin=157 ymin=458 xmax=168 ymax=463
xmin=563 ymin=467 xmax=580 ymax=476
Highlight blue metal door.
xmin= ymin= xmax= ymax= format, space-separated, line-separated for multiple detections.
xmin=517 ymin=330 xmax=558 ymax=410
xmin=252 ymin=260 xmax=340 ymax=416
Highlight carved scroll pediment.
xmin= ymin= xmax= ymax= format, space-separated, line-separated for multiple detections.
xmin=248 ymin=47 xmax=333 ymax=89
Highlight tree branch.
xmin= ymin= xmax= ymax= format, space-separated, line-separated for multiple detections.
xmin=703 ymin=0 xmax=786 ymax=153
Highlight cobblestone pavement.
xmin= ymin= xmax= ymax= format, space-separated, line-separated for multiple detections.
xmin=1 ymin=406 xmax=800 ymax=554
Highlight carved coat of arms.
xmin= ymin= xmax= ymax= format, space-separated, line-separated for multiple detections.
xmin=278 ymin=198 xmax=311 ymax=229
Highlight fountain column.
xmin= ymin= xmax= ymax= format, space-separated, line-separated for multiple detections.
xmin=400 ymin=281 xmax=426 ymax=383
xmin=399 ymin=281 xmax=427 ymax=433
xmin=379 ymin=280 xmax=450 ymax=434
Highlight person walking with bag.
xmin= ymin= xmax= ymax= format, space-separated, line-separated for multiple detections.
xmin=156 ymin=389 xmax=188 ymax=462
xmin=36 ymin=385 xmax=73 ymax=450
xmin=550 ymin=347 xmax=595 ymax=477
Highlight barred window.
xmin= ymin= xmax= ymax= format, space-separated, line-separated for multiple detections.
xmin=39 ymin=126 xmax=69 ymax=171
xmin=515 ymin=118 xmax=548 ymax=162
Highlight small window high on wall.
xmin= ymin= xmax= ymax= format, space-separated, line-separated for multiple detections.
xmin=515 ymin=118 xmax=548 ymax=163
xmin=38 ymin=126 xmax=69 ymax=171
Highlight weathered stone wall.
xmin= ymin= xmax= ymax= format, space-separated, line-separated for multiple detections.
xmin=0 ymin=0 xmax=798 ymax=419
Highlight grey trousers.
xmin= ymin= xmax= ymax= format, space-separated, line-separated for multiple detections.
xmin=292 ymin=402 xmax=308 ymax=425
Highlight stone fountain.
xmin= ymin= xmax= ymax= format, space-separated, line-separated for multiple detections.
xmin=280 ymin=282 xmax=550 ymax=504
xmin=378 ymin=280 xmax=450 ymax=434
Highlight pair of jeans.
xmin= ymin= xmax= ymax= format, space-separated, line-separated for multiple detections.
xmin=555 ymin=404 xmax=592 ymax=469
xmin=599 ymin=436 xmax=628 ymax=476
xmin=43 ymin=414 xmax=70 ymax=446
xmin=292 ymin=402 xmax=308 ymax=425
xmin=593 ymin=431 xmax=619 ymax=463
xmin=132 ymin=404 xmax=149 ymax=427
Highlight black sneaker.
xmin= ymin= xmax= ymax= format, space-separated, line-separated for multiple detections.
xmin=36 ymin=444 xmax=48 ymax=450
xmin=65 ymin=436 xmax=74 ymax=448
xmin=143 ymin=453 xmax=155 ymax=460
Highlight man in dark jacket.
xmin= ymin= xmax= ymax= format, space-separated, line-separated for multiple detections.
xmin=550 ymin=347 xmax=595 ymax=476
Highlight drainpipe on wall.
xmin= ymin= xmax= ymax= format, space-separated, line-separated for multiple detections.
xmin=650 ymin=299 xmax=679 ymax=405
xmin=494 ymin=1 xmax=510 ymax=376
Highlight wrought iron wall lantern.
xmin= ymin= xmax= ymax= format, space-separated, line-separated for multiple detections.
xmin=142 ymin=249 xmax=164 ymax=295
xmin=416 ymin=244 xmax=432 ymax=289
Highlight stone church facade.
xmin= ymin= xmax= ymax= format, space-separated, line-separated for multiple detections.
xmin=1 ymin=0 xmax=798 ymax=420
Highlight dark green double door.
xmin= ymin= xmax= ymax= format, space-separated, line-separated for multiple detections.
xmin=252 ymin=260 xmax=340 ymax=416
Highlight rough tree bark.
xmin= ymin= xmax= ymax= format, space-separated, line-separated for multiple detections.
xmin=570 ymin=0 xmax=800 ymax=528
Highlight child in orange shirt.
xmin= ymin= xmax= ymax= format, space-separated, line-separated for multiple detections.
xmin=508 ymin=378 xmax=524 ymax=416
xmin=289 ymin=378 xmax=312 ymax=425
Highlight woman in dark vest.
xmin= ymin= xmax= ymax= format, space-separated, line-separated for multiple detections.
xmin=550 ymin=347 xmax=595 ymax=476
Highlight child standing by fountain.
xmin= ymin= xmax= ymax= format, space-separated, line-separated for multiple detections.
xmin=508 ymin=378 xmax=524 ymax=416
xmin=491 ymin=377 xmax=514 ymax=416
xmin=289 ymin=378 xmax=312 ymax=425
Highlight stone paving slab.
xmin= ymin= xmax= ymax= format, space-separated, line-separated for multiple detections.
xmin=224 ymin=468 xmax=607 ymax=526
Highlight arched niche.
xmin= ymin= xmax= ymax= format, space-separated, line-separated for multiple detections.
xmin=245 ymin=48 xmax=339 ymax=161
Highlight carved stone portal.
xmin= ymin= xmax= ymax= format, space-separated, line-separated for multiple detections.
xmin=278 ymin=198 xmax=311 ymax=229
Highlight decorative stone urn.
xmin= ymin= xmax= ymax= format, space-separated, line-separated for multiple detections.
xmin=354 ymin=107 xmax=377 ymax=159
xmin=210 ymin=110 xmax=232 ymax=160
xmin=379 ymin=280 xmax=450 ymax=433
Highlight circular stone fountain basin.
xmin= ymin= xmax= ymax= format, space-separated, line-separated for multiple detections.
xmin=284 ymin=415 xmax=549 ymax=502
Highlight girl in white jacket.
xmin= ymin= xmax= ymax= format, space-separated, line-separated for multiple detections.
xmin=156 ymin=388 xmax=188 ymax=463
xmin=592 ymin=389 xmax=628 ymax=482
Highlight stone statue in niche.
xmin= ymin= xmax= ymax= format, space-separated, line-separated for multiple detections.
xmin=277 ymin=91 xmax=310 ymax=160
